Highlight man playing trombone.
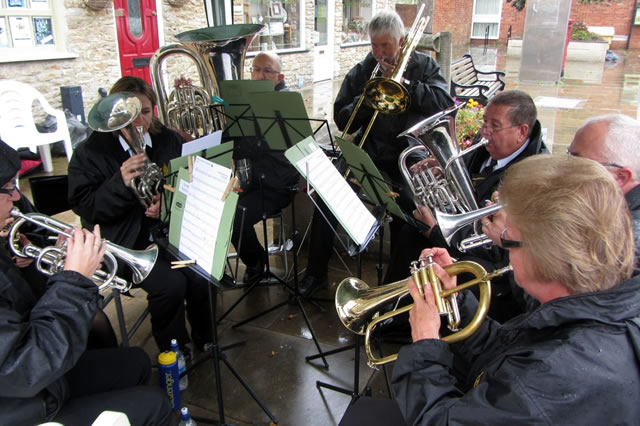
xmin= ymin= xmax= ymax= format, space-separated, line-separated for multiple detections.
xmin=342 ymin=154 xmax=640 ymax=425
xmin=300 ymin=9 xmax=454 ymax=295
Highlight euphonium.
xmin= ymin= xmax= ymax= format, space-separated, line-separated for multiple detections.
xmin=8 ymin=208 xmax=158 ymax=292
xmin=87 ymin=92 xmax=164 ymax=209
xmin=398 ymin=105 xmax=498 ymax=252
xmin=335 ymin=255 xmax=512 ymax=367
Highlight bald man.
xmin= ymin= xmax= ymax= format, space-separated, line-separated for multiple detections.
xmin=567 ymin=114 xmax=640 ymax=266
xmin=229 ymin=52 xmax=299 ymax=284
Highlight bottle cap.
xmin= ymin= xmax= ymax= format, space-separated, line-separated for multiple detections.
xmin=158 ymin=351 xmax=177 ymax=365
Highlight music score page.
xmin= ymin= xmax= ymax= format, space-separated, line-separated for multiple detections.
xmin=297 ymin=148 xmax=376 ymax=246
xmin=179 ymin=156 xmax=232 ymax=274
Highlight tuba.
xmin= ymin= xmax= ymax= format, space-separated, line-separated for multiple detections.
xmin=398 ymin=105 xmax=496 ymax=251
xmin=8 ymin=208 xmax=158 ymax=292
xmin=335 ymin=255 xmax=512 ymax=367
xmin=150 ymin=24 xmax=263 ymax=138
xmin=87 ymin=93 xmax=164 ymax=209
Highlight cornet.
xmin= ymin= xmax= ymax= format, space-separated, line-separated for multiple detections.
xmin=8 ymin=208 xmax=158 ymax=292
xmin=87 ymin=92 xmax=164 ymax=209
xmin=335 ymin=255 xmax=512 ymax=367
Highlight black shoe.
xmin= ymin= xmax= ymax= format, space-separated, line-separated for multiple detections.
xmin=298 ymin=273 xmax=328 ymax=297
xmin=243 ymin=263 xmax=264 ymax=286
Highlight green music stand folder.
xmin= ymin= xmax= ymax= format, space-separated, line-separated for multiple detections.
xmin=166 ymin=157 xmax=238 ymax=285
xmin=248 ymin=91 xmax=314 ymax=151
xmin=219 ymin=80 xmax=273 ymax=138
xmin=285 ymin=136 xmax=379 ymax=254
xmin=335 ymin=136 xmax=406 ymax=220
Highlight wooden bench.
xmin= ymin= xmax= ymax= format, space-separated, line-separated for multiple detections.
xmin=450 ymin=54 xmax=505 ymax=105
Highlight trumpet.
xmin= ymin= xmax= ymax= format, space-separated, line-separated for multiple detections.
xmin=87 ymin=92 xmax=164 ymax=209
xmin=8 ymin=208 xmax=158 ymax=292
xmin=335 ymin=255 xmax=512 ymax=367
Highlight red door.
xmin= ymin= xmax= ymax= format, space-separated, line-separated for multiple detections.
xmin=114 ymin=0 xmax=159 ymax=85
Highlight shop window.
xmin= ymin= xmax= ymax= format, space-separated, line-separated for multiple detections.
xmin=233 ymin=0 xmax=303 ymax=52
xmin=471 ymin=0 xmax=501 ymax=40
xmin=342 ymin=0 xmax=373 ymax=45
xmin=0 ymin=0 xmax=72 ymax=62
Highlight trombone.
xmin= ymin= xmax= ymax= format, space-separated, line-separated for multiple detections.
xmin=335 ymin=255 xmax=512 ymax=367
xmin=8 ymin=208 xmax=158 ymax=292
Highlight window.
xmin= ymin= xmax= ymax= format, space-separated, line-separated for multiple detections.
xmin=342 ymin=0 xmax=373 ymax=45
xmin=0 ymin=0 xmax=73 ymax=62
xmin=471 ymin=0 xmax=501 ymax=40
xmin=232 ymin=0 xmax=303 ymax=53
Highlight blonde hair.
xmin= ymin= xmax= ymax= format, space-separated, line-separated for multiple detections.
xmin=499 ymin=154 xmax=634 ymax=294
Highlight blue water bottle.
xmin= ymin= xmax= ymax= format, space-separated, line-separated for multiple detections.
xmin=158 ymin=351 xmax=181 ymax=411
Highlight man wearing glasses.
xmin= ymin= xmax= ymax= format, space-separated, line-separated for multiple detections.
xmin=230 ymin=52 xmax=299 ymax=285
xmin=387 ymin=90 xmax=547 ymax=322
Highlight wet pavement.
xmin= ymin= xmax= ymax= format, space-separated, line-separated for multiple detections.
xmin=18 ymin=45 xmax=640 ymax=425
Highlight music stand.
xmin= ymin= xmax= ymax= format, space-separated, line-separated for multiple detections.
xmin=304 ymin=137 xmax=411 ymax=400
xmin=216 ymin=90 xmax=332 ymax=369
xmin=163 ymin=153 xmax=278 ymax=425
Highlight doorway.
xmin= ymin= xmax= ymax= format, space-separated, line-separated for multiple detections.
xmin=114 ymin=0 xmax=160 ymax=85
xmin=312 ymin=0 xmax=334 ymax=82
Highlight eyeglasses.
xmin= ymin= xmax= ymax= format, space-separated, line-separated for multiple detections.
xmin=481 ymin=122 xmax=518 ymax=135
xmin=249 ymin=66 xmax=279 ymax=76
xmin=0 ymin=182 xmax=17 ymax=196
xmin=500 ymin=228 xmax=522 ymax=249
xmin=565 ymin=149 xmax=623 ymax=169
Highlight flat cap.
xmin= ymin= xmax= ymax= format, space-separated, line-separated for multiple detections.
xmin=0 ymin=138 xmax=21 ymax=187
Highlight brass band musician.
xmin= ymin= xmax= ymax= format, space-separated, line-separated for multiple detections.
xmin=300 ymin=9 xmax=454 ymax=295
xmin=342 ymin=154 xmax=640 ymax=425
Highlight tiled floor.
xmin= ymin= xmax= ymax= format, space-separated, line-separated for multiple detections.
xmin=17 ymin=45 xmax=640 ymax=425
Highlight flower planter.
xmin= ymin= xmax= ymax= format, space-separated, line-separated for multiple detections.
xmin=507 ymin=39 xmax=608 ymax=63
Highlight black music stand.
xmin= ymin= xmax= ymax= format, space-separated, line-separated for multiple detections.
xmin=163 ymin=154 xmax=278 ymax=425
xmin=216 ymin=91 xmax=332 ymax=369
xmin=305 ymin=137 xmax=419 ymax=401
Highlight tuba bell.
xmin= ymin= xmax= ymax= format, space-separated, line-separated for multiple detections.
xmin=335 ymin=255 xmax=512 ymax=367
xmin=150 ymin=24 xmax=263 ymax=139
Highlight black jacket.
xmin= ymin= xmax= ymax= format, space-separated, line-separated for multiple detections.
xmin=227 ymin=80 xmax=300 ymax=190
xmin=0 ymin=249 xmax=100 ymax=424
xmin=68 ymin=126 xmax=184 ymax=248
xmin=334 ymin=51 xmax=454 ymax=170
xmin=392 ymin=275 xmax=640 ymax=425
xmin=626 ymin=184 xmax=640 ymax=270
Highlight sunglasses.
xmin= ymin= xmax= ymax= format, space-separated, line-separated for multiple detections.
xmin=500 ymin=228 xmax=522 ymax=249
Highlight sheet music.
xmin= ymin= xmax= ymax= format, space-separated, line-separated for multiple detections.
xmin=181 ymin=130 xmax=222 ymax=156
xmin=179 ymin=156 xmax=232 ymax=273
xmin=297 ymin=148 xmax=376 ymax=246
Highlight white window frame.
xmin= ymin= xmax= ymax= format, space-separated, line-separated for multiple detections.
xmin=0 ymin=0 xmax=76 ymax=63
xmin=470 ymin=0 xmax=502 ymax=41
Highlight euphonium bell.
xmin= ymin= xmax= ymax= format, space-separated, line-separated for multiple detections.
xmin=335 ymin=255 xmax=512 ymax=367
xmin=8 ymin=208 xmax=158 ymax=292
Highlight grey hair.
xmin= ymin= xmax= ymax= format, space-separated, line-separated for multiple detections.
xmin=368 ymin=9 xmax=405 ymax=41
xmin=584 ymin=114 xmax=640 ymax=179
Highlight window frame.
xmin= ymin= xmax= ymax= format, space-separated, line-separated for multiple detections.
xmin=470 ymin=0 xmax=502 ymax=41
xmin=0 ymin=0 xmax=76 ymax=63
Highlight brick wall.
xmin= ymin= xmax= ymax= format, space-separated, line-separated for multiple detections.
xmin=432 ymin=0 xmax=472 ymax=46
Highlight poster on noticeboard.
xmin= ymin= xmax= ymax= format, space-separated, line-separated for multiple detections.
xmin=9 ymin=16 xmax=32 ymax=47
xmin=33 ymin=17 xmax=54 ymax=45
xmin=8 ymin=0 xmax=26 ymax=7
xmin=0 ymin=19 xmax=9 ymax=48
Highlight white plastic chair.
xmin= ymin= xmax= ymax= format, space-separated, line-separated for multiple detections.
xmin=0 ymin=79 xmax=73 ymax=172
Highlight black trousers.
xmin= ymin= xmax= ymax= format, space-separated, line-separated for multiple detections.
xmin=53 ymin=347 xmax=172 ymax=426
xmin=231 ymin=185 xmax=293 ymax=269
xmin=131 ymin=249 xmax=213 ymax=351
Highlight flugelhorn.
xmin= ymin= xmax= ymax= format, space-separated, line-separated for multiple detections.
xmin=87 ymin=92 xmax=164 ymax=209
xmin=335 ymin=255 xmax=512 ymax=367
xmin=8 ymin=208 xmax=158 ymax=292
